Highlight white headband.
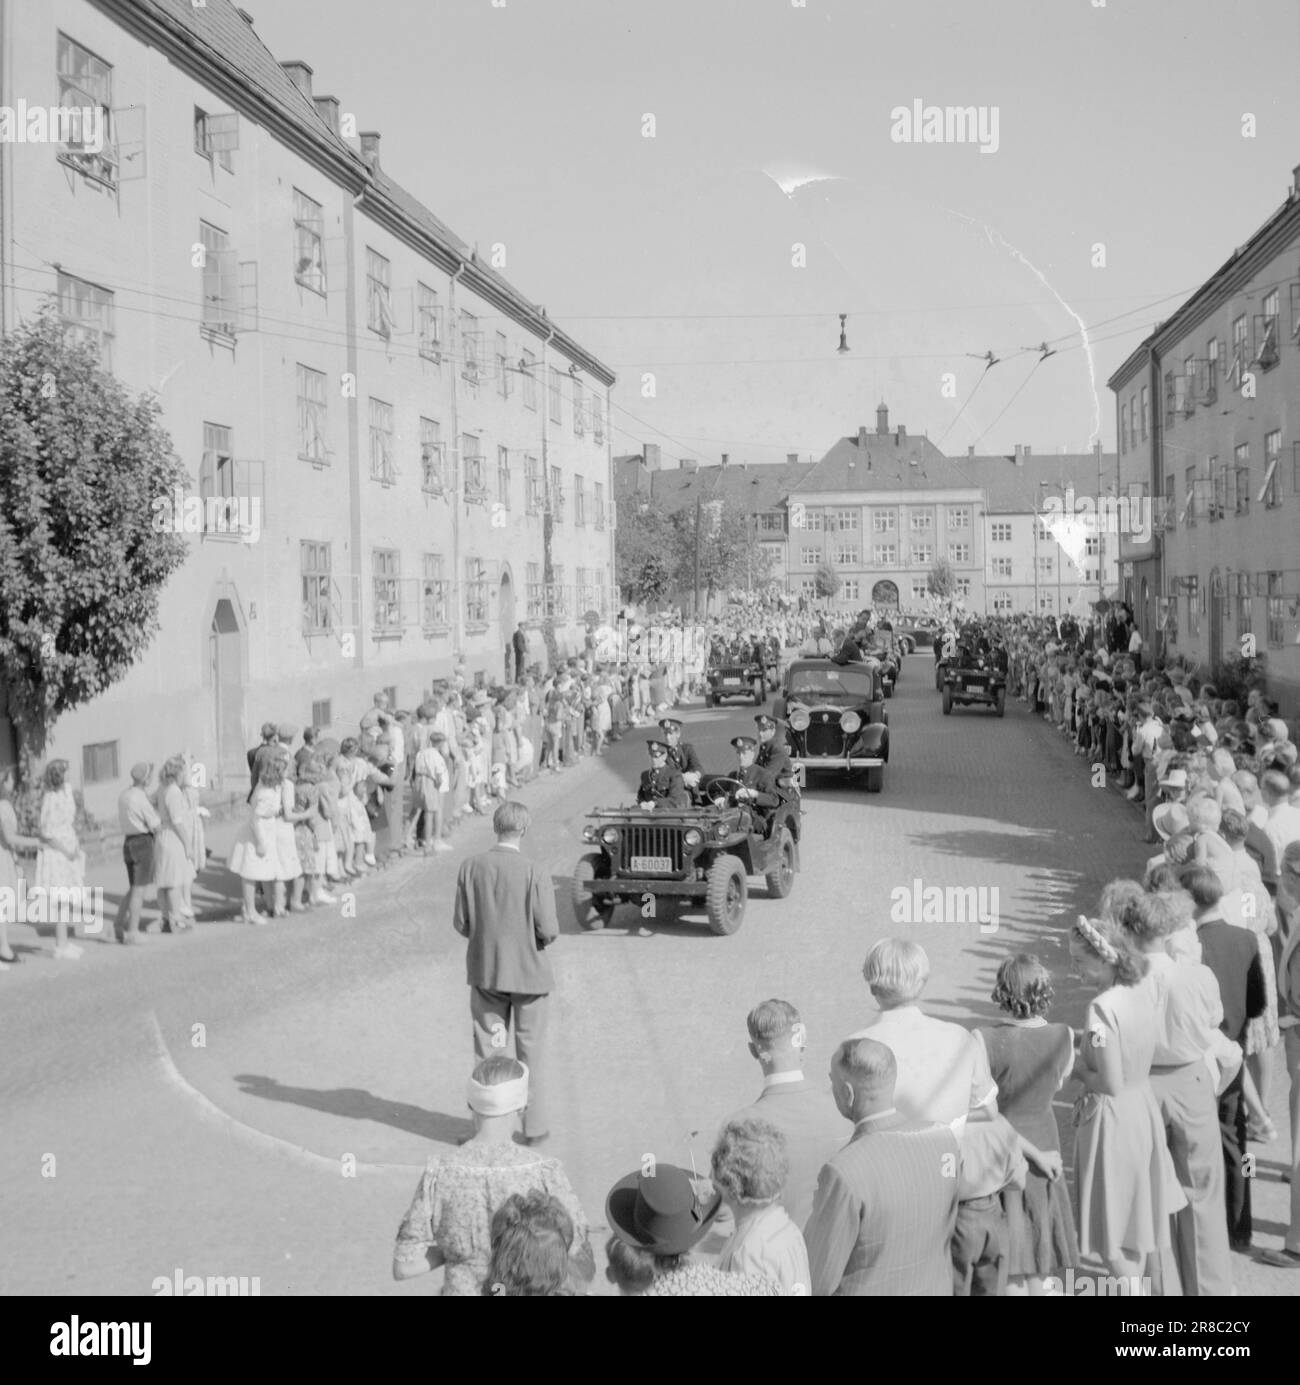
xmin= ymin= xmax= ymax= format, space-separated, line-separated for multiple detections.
xmin=467 ymin=1063 xmax=530 ymax=1116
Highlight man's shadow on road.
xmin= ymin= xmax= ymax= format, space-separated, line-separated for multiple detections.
xmin=233 ymin=1073 xmax=473 ymax=1145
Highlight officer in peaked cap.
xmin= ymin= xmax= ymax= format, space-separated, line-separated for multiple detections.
xmin=658 ymin=717 xmax=704 ymax=790
xmin=637 ymin=739 xmax=690 ymax=810
xmin=705 ymin=736 xmax=780 ymax=816
xmin=753 ymin=714 xmax=794 ymax=785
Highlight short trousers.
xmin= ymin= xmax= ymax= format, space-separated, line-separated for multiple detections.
xmin=123 ymin=833 xmax=155 ymax=886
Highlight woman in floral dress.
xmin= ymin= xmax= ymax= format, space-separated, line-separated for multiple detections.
xmin=152 ymin=755 xmax=195 ymax=933
xmin=34 ymin=760 xmax=87 ymax=960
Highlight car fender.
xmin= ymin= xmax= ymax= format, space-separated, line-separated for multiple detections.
xmin=858 ymin=723 xmax=887 ymax=754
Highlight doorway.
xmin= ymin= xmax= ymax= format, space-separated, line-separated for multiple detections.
xmin=209 ymin=598 xmax=245 ymax=789
xmin=499 ymin=567 xmax=517 ymax=680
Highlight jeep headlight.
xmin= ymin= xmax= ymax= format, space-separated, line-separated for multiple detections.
xmin=683 ymin=827 xmax=703 ymax=848
xmin=601 ymin=826 xmax=620 ymax=846
xmin=713 ymin=821 xmax=730 ymax=839
xmin=839 ymin=710 xmax=861 ymax=734
xmin=788 ymin=708 xmax=810 ymax=731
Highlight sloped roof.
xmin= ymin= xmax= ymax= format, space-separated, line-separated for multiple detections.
xmin=962 ymin=453 xmax=1120 ymax=513
xmin=794 ymin=430 xmax=970 ymax=494
xmin=612 ymin=458 xmax=816 ymax=517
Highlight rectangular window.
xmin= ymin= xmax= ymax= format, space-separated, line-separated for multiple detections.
xmin=547 ymin=564 xmax=568 ymax=619
xmin=496 ymin=446 xmax=511 ymax=507
xmin=834 ymin=543 xmax=860 ymax=565
xmin=459 ymin=311 xmax=481 ymax=384
xmin=422 ymin=553 xmax=449 ymax=628
xmin=297 ymin=364 xmax=327 ymax=463
xmin=293 ymin=190 xmax=325 ymax=293
xmin=549 ymin=367 xmax=562 ymax=424
xmin=992 ymin=591 xmax=1012 ymax=613
xmin=420 ymin=417 xmax=444 ymax=493
xmin=301 ymin=540 xmax=332 ymax=634
xmin=1209 ymin=457 xmax=1222 ymax=520
xmin=1257 ymin=290 xmax=1280 ymax=368
xmin=842 ymin=579 xmax=860 ymax=601
xmin=521 ymin=348 xmax=538 ymax=410
xmin=574 ymin=475 xmax=587 ymax=525
xmin=369 ymin=398 xmax=394 ymax=483
xmin=462 ymin=435 xmax=485 ymax=496
xmin=594 ymin=481 xmax=606 ymax=530
xmin=417 ymin=283 xmax=442 ymax=361
xmin=991 ymin=557 xmax=1012 ymax=578
xmin=1037 ymin=556 xmax=1054 ymax=576
xmin=573 ymin=379 xmax=585 ymax=436
xmin=948 ymin=543 xmax=970 ymax=563
xmin=1186 ymin=575 xmax=1201 ymax=638
xmin=194 ymin=108 xmax=237 ymax=171
xmin=955 ymin=578 xmax=971 ymax=598
xmin=1234 ymin=443 xmax=1250 ymax=516
xmin=199 ymin=421 xmax=235 ymax=533
xmin=56 ymin=271 xmax=114 ymax=370
xmin=81 ymin=740 xmax=119 ymax=785
xmin=871 ymin=544 xmax=895 ymax=566
xmin=758 ymin=513 xmax=785 ymax=534
xmin=200 ymin=221 xmax=238 ymax=336
xmin=1262 ymin=430 xmax=1281 ymax=508
xmin=800 ymin=578 xmax=818 ymax=599
xmin=305 ymin=700 xmax=329 ymax=733
xmin=910 ymin=508 xmax=934 ymax=532
xmin=1237 ymin=575 xmax=1253 ymax=639
xmin=872 ymin=510 xmax=896 ymax=533
xmin=834 ymin=508 xmax=859 ymax=531
xmin=1205 ymin=338 xmax=1219 ymax=403
xmin=525 ymin=456 xmax=543 ymax=515
xmin=948 ymin=506 xmax=971 ymax=530
xmin=592 ymin=394 xmax=604 ymax=444
xmin=803 ymin=509 xmax=824 ymax=532
xmin=911 ymin=543 xmax=933 ymax=566
xmin=366 ymin=248 xmax=392 ymax=337
xmin=1267 ymin=572 xmax=1285 ymax=647
xmin=1085 ymin=536 xmax=1099 ymax=557
xmin=1139 ymin=385 xmax=1149 ymax=439
xmin=1165 ymin=370 xmax=1177 ymax=429
xmin=1184 ymin=464 xmax=1197 ymax=524
xmin=1128 ymin=393 xmax=1138 ymax=449
xmin=911 ymin=581 xmax=928 ymax=602
xmin=800 ymin=546 xmax=820 ymax=564
xmin=1183 ymin=354 xmax=1196 ymax=415
xmin=56 ymin=34 xmax=115 ymax=185
xmin=1119 ymin=404 xmax=1128 ymax=454
xmin=990 ymin=522 xmax=1011 ymax=542
xmin=371 ymin=549 xmax=401 ymax=632
xmin=550 ymin=466 xmax=564 ymax=521
xmin=526 ymin=561 xmax=542 ymax=618
xmin=1231 ymin=315 xmax=1247 ymax=385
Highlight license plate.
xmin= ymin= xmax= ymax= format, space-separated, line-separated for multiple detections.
xmin=631 ymin=856 xmax=673 ymax=872
xmin=964 ymin=681 xmax=984 ymax=691
xmin=723 ymin=678 xmax=741 ymax=686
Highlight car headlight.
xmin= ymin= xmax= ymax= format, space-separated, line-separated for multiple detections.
xmin=683 ymin=828 xmax=703 ymax=848
xmin=601 ymin=826 xmax=620 ymax=846
xmin=839 ymin=710 xmax=861 ymax=734
xmin=788 ymin=708 xmax=810 ymax=731
xmin=581 ymin=825 xmax=596 ymax=843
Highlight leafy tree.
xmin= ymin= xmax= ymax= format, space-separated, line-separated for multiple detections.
xmin=614 ymin=500 xmax=678 ymax=606
xmin=814 ymin=560 xmax=840 ymax=599
xmin=926 ymin=557 xmax=958 ymax=600
xmin=0 ymin=309 xmax=189 ymax=780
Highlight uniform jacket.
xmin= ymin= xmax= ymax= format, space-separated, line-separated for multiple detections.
xmin=804 ymin=1112 xmax=960 ymax=1297
xmin=756 ymin=738 xmax=794 ymax=782
xmin=453 ymin=844 xmax=558 ymax=994
xmin=667 ymin=742 xmax=704 ymax=777
xmin=706 ymin=762 xmax=780 ymax=808
xmin=637 ymin=766 xmax=690 ymax=808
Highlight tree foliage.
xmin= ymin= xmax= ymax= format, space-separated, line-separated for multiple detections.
xmin=615 ymin=500 xmax=678 ymax=607
xmin=0 ymin=309 xmax=189 ymax=773
xmin=814 ymin=560 xmax=840 ymax=599
xmin=926 ymin=557 xmax=958 ymax=600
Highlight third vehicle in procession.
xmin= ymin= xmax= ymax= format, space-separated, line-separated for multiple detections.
xmin=774 ymin=656 xmax=890 ymax=793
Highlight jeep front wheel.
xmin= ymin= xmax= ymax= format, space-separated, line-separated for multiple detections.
xmin=705 ymin=854 xmax=748 ymax=935
xmin=942 ymin=686 xmax=953 ymax=715
xmin=572 ymin=853 xmax=615 ymax=931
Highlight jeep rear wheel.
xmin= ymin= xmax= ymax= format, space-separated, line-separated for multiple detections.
xmin=942 ymin=686 xmax=953 ymax=715
xmin=705 ymin=855 xmax=748 ymax=935
xmin=995 ymin=688 xmax=1006 ymax=718
xmin=572 ymin=853 xmax=615 ymax=931
xmin=764 ymin=829 xmax=795 ymax=899
xmin=865 ymin=765 xmax=884 ymax=794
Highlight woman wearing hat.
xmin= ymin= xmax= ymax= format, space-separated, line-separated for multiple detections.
xmin=34 ymin=759 xmax=87 ymax=960
xmin=392 ymin=1056 xmax=593 ymax=1295
xmin=604 ymin=1163 xmax=780 ymax=1295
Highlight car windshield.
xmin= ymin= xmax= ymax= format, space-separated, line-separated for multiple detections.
xmin=788 ymin=667 xmax=876 ymax=700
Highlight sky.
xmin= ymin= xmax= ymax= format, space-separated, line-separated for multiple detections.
xmin=251 ymin=0 xmax=1300 ymax=466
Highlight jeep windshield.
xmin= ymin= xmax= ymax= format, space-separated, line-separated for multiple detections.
xmin=787 ymin=666 xmax=877 ymax=701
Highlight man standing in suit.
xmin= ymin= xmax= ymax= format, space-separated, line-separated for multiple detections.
xmin=512 ymin=622 xmax=528 ymax=682
xmin=453 ymin=800 xmax=558 ymax=1143
xmin=724 ymin=999 xmax=845 ymax=1227
xmin=637 ymin=740 xmax=690 ymax=809
xmin=659 ymin=718 xmax=704 ymax=795
xmin=1183 ymin=864 xmax=1266 ymax=1252
xmin=804 ymin=1037 xmax=960 ymax=1295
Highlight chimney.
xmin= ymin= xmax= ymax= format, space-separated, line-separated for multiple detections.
xmin=313 ymin=94 xmax=340 ymax=134
xmin=680 ymin=458 xmax=698 ymax=471
xmin=643 ymin=443 xmax=661 ymax=471
xmin=280 ymin=61 xmax=313 ymax=98
xmin=1293 ymin=163 xmax=1300 ymax=198
xmin=786 ymin=453 xmax=799 ymax=465
xmin=857 ymin=425 xmax=869 ymax=450
xmin=876 ymin=402 xmax=889 ymax=435
xmin=237 ymin=8 xmax=255 ymax=25
xmin=1023 ymin=444 xmax=1032 ymax=458
xmin=968 ymin=445 xmax=975 ymax=457
xmin=897 ymin=424 xmax=907 ymax=444
xmin=1014 ymin=444 xmax=1024 ymax=467
xmin=720 ymin=453 xmax=729 ymax=467
xmin=359 ymin=131 xmax=381 ymax=169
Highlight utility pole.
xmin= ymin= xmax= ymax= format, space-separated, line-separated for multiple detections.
xmin=693 ymin=495 xmax=702 ymax=619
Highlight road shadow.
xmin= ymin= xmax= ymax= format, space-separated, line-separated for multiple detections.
xmin=233 ymin=1073 xmax=473 ymax=1144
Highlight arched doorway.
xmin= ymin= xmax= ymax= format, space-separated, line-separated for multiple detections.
xmin=871 ymin=579 xmax=900 ymax=608
xmin=208 ymin=597 xmax=245 ymax=789
xmin=499 ymin=567 xmax=517 ymax=680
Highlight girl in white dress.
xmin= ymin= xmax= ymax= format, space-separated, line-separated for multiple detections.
xmin=34 ymin=761 xmax=86 ymax=959
xmin=229 ymin=757 xmax=283 ymax=925
xmin=152 ymin=756 xmax=195 ymax=933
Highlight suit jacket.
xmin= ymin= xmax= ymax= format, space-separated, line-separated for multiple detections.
xmin=453 ymin=844 xmax=558 ymax=994
xmin=727 ymin=1079 xmax=847 ymax=1228
xmin=638 ymin=766 xmax=689 ymax=808
xmin=1196 ymin=918 xmax=1266 ymax=1044
xmin=804 ymin=1112 xmax=960 ymax=1296
xmin=667 ymin=742 xmax=704 ymax=777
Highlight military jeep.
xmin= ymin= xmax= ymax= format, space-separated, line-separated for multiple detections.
xmin=941 ymin=647 xmax=1007 ymax=717
xmin=572 ymin=793 xmax=800 ymax=936
xmin=705 ymin=660 xmax=767 ymax=708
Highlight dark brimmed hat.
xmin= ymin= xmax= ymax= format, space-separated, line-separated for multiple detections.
xmin=658 ymin=718 xmax=683 ymax=732
xmin=731 ymin=735 xmax=757 ymax=751
xmin=606 ymin=1165 xmax=722 ymax=1257
xmin=646 ymin=739 xmax=669 ymax=754
xmin=754 ymin=715 xmax=776 ymax=731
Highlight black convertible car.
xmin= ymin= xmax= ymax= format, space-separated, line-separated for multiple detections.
xmin=773 ymin=657 xmax=889 ymax=793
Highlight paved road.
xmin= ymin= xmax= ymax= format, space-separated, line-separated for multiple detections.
xmin=1 ymin=654 xmax=1293 ymax=1295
